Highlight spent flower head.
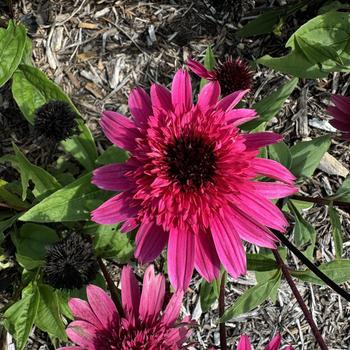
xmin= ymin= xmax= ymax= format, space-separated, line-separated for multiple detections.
xmin=187 ymin=56 xmax=253 ymax=96
xmin=33 ymin=100 xmax=78 ymax=143
xmin=43 ymin=233 xmax=98 ymax=290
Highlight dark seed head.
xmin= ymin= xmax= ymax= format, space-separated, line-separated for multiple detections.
xmin=213 ymin=57 xmax=253 ymax=97
xmin=165 ymin=135 xmax=216 ymax=189
xmin=43 ymin=233 xmax=98 ymax=290
xmin=33 ymin=100 xmax=78 ymax=143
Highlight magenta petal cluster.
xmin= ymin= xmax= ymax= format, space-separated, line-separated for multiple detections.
xmin=58 ymin=265 xmax=190 ymax=350
xmin=327 ymin=94 xmax=350 ymax=140
xmin=237 ymin=334 xmax=293 ymax=350
xmin=92 ymin=68 xmax=297 ymax=291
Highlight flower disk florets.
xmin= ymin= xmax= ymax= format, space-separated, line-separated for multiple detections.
xmin=33 ymin=100 xmax=78 ymax=142
xmin=43 ymin=233 xmax=98 ymax=290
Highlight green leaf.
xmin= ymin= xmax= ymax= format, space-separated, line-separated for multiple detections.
xmin=0 ymin=179 xmax=29 ymax=209
xmin=290 ymin=135 xmax=331 ymax=178
xmin=35 ymin=284 xmax=67 ymax=340
xmin=61 ymin=121 xmax=98 ymax=171
xmin=21 ymin=37 xmax=33 ymax=65
xmin=12 ymin=64 xmax=79 ymax=124
xmin=287 ymin=200 xmax=316 ymax=260
xmin=0 ymin=21 xmax=26 ymax=87
xmin=200 ymin=277 xmax=220 ymax=312
xmin=0 ymin=214 xmax=21 ymax=253
xmin=247 ymin=253 xmax=278 ymax=272
xmin=268 ymin=141 xmax=292 ymax=168
xmin=318 ymin=1 xmax=350 ymax=14
xmin=221 ymin=270 xmax=282 ymax=321
xmin=12 ymin=143 xmax=61 ymax=200
xmin=328 ymin=205 xmax=343 ymax=259
xmin=84 ymin=222 xmax=134 ymax=263
xmin=95 ymin=145 xmax=129 ymax=166
xmin=236 ymin=0 xmax=308 ymax=37
xmin=241 ymin=78 xmax=298 ymax=130
xmin=291 ymin=260 xmax=350 ymax=285
xmin=12 ymin=223 xmax=59 ymax=270
xmin=200 ymin=46 xmax=216 ymax=89
xmin=19 ymin=173 xmax=112 ymax=222
xmin=331 ymin=175 xmax=350 ymax=201
xmin=257 ymin=12 xmax=350 ymax=77
xmin=4 ymin=283 xmax=40 ymax=350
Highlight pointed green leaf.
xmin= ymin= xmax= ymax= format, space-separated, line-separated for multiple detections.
xmin=200 ymin=277 xmax=220 ymax=312
xmin=291 ymin=260 xmax=350 ymax=285
xmin=0 ymin=21 xmax=26 ymax=87
xmin=328 ymin=205 xmax=343 ymax=259
xmin=35 ymin=284 xmax=67 ymax=340
xmin=19 ymin=173 xmax=111 ymax=222
xmin=241 ymin=78 xmax=298 ymax=130
xmin=221 ymin=270 xmax=282 ymax=321
xmin=3 ymin=284 xmax=40 ymax=350
xmin=290 ymin=135 xmax=331 ymax=178
xmin=95 ymin=145 xmax=128 ymax=166
xmin=12 ymin=143 xmax=61 ymax=200
xmin=61 ymin=121 xmax=98 ymax=171
xmin=268 ymin=141 xmax=292 ymax=168
xmin=200 ymin=46 xmax=216 ymax=89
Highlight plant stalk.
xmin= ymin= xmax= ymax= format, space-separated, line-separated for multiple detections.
xmin=219 ymin=271 xmax=227 ymax=350
xmin=97 ymin=257 xmax=124 ymax=316
xmin=272 ymin=229 xmax=350 ymax=302
xmin=272 ymin=250 xmax=328 ymax=350
xmin=291 ymin=194 xmax=350 ymax=208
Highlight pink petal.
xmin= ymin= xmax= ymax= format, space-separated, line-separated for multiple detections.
xmin=194 ymin=231 xmax=221 ymax=282
xmin=92 ymin=163 xmax=133 ymax=192
xmin=228 ymin=206 xmax=277 ymax=249
xmin=161 ymin=290 xmax=184 ymax=326
xmin=57 ymin=347 xmax=83 ymax=350
xmin=91 ymin=192 xmax=139 ymax=225
xmin=232 ymin=191 xmax=288 ymax=232
xmin=237 ymin=335 xmax=252 ymax=350
xmin=243 ymin=132 xmax=282 ymax=150
xmin=210 ymin=214 xmax=246 ymax=279
xmin=265 ymin=334 xmax=282 ymax=350
xmin=168 ymin=229 xmax=195 ymax=291
xmin=331 ymin=95 xmax=350 ymax=114
xmin=186 ymin=57 xmax=213 ymax=80
xmin=66 ymin=320 xmax=98 ymax=349
xmin=216 ymin=89 xmax=249 ymax=111
xmin=135 ymin=221 xmax=169 ymax=263
xmin=225 ymin=109 xmax=257 ymax=126
xmin=139 ymin=265 xmax=165 ymax=325
xmin=150 ymin=84 xmax=172 ymax=114
xmin=128 ymin=87 xmax=153 ymax=125
xmin=198 ymin=81 xmax=221 ymax=112
xmin=330 ymin=118 xmax=350 ymax=132
xmin=100 ymin=111 xmax=139 ymax=151
xmin=327 ymin=106 xmax=349 ymax=123
xmin=120 ymin=218 xmax=138 ymax=233
xmin=68 ymin=298 xmax=102 ymax=328
xmin=171 ymin=69 xmax=192 ymax=115
xmin=252 ymin=158 xmax=296 ymax=184
xmin=252 ymin=181 xmax=298 ymax=199
xmin=121 ymin=265 xmax=140 ymax=327
xmin=86 ymin=285 xmax=119 ymax=330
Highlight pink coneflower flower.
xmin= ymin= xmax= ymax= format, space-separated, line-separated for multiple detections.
xmin=187 ymin=56 xmax=253 ymax=96
xmin=58 ymin=265 xmax=191 ymax=350
xmin=237 ymin=334 xmax=293 ymax=350
xmin=92 ymin=69 xmax=297 ymax=291
xmin=327 ymin=95 xmax=350 ymax=140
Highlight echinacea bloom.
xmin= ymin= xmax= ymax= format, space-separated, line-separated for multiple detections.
xmin=327 ymin=94 xmax=350 ymax=140
xmin=187 ymin=56 xmax=253 ymax=96
xmin=58 ymin=265 xmax=190 ymax=350
xmin=237 ymin=334 xmax=293 ymax=350
xmin=92 ymin=69 xmax=297 ymax=291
